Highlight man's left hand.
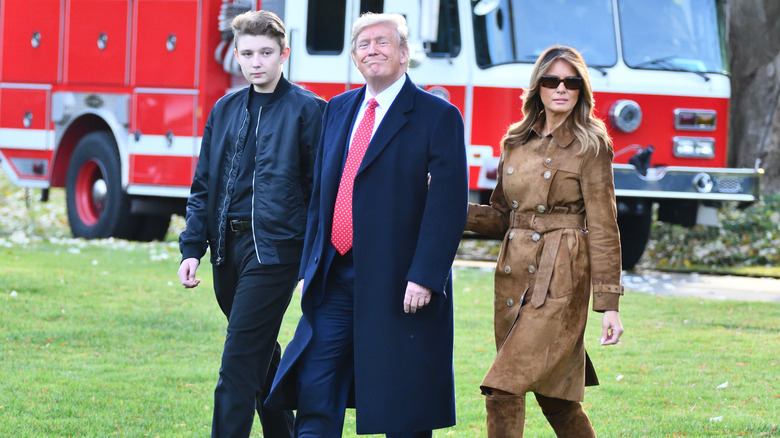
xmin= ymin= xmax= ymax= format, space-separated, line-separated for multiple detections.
xmin=404 ymin=281 xmax=432 ymax=314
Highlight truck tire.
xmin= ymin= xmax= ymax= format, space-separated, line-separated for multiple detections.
xmin=131 ymin=214 xmax=171 ymax=242
xmin=617 ymin=202 xmax=653 ymax=271
xmin=66 ymin=131 xmax=134 ymax=239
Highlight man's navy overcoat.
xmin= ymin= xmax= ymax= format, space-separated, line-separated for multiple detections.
xmin=266 ymin=75 xmax=468 ymax=434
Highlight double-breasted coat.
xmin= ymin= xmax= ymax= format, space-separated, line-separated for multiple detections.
xmin=266 ymin=75 xmax=468 ymax=433
xmin=466 ymin=121 xmax=623 ymax=401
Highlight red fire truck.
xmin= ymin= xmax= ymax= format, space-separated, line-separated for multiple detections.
xmin=0 ymin=0 xmax=762 ymax=269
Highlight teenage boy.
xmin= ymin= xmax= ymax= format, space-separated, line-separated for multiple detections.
xmin=177 ymin=10 xmax=325 ymax=438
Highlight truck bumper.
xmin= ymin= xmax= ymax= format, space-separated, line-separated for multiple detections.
xmin=613 ymin=164 xmax=762 ymax=203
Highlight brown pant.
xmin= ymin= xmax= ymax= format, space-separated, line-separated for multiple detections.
xmin=485 ymin=389 xmax=596 ymax=438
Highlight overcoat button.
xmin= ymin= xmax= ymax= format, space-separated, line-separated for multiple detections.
xmin=531 ymin=233 xmax=541 ymax=242
xmin=314 ymin=257 xmax=319 ymax=264
xmin=508 ymin=231 xmax=515 ymax=240
xmin=507 ymin=167 xmax=514 ymax=175
xmin=528 ymin=265 xmax=535 ymax=273
xmin=504 ymin=265 xmax=511 ymax=274
xmin=537 ymin=204 xmax=546 ymax=213
xmin=511 ymin=200 xmax=519 ymax=209
xmin=543 ymin=170 xmax=551 ymax=179
xmin=545 ymin=158 xmax=552 ymax=164
xmin=506 ymin=298 xmax=514 ymax=307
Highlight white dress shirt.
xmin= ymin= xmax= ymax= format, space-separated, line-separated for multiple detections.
xmin=347 ymin=74 xmax=407 ymax=149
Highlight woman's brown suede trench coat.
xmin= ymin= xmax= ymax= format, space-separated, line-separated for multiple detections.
xmin=466 ymin=121 xmax=623 ymax=402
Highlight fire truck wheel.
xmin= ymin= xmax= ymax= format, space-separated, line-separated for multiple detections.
xmin=131 ymin=214 xmax=171 ymax=242
xmin=617 ymin=205 xmax=653 ymax=271
xmin=65 ymin=131 xmax=134 ymax=239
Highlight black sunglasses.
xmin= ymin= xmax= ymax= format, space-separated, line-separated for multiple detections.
xmin=539 ymin=75 xmax=583 ymax=90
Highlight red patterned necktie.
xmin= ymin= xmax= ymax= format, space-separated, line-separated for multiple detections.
xmin=331 ymin=98 xmax=378 ymax=255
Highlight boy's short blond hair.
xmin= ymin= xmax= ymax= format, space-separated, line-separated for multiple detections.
xmin=232 ymin=10 xmax=286 ymax=50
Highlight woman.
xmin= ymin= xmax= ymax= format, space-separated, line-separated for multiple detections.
xmin=466 ymin=46 xmax=624 ymax=437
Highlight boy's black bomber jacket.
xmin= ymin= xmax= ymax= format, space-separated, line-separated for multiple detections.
xmin=179 ymin=76 xmax=326 ymax=266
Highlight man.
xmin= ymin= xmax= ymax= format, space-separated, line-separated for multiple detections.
xmin=177 ymin=10 xmax=325 ymax=438
xmin=265 ymin=13 xmax=468 ymax=438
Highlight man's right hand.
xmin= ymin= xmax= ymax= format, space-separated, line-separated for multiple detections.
xmin=178 ymin=258 xmax=201 ymax=288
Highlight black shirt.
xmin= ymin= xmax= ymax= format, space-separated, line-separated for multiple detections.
xmin=229 ymin=87 xmax=273 ymax=219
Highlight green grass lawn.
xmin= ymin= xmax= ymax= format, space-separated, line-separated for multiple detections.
xmin=1 ymin=241 xmax=777 ymax=437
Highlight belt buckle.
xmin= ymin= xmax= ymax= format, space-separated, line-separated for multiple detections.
xmin=230 ymin=220 xmax=247 ymax=232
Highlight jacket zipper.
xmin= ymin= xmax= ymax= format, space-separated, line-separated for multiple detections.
xmin=217 ymin=108 xmax=249 ymax=264
xmin=251 ymin=107 xmax=262 ymax=264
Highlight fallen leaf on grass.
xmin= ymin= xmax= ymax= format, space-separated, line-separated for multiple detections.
xmin=716 ymin=381 xmax=728 ymax=389
xmin=709 ymin=416 xmax=723 ymax=422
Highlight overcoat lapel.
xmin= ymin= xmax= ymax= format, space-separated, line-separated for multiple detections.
xmin=321 ymin=89 xmax=366 ymax=222
xmin=357 ymin=76 xmax=415 ymax=174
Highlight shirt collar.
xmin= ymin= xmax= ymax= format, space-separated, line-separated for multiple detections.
xmin=527 ymin=118 xmax=575 ymax=148
xmin=362 ymin=73 xmax=407 ymax=111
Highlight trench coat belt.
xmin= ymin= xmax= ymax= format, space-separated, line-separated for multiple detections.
xmin=509 ymin=211 xmax=586 ymax=309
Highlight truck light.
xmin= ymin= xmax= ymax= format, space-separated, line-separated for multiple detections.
xmin=427 ymin=86 xmax=451 ymax=102
xmin=674 ymin=109 xmax=716 ymax=131
xmin=609 ymin=100 xmax=642 ymax=133
xmin=673 ymin=137 xmax=715 ymax=158
xmin=9 ymin=158 xmax=48 ymax=177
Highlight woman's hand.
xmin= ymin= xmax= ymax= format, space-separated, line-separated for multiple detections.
xmin=600 ymin=310 xmax=623 ymax=345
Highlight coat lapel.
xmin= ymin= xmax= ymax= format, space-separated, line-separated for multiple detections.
xmin=321 ymin=89 xmax=366 ymax=221
xmin=357 ymin=75 xmax=416 ymax=174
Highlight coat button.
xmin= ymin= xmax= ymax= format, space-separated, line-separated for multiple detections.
xmin=543 ymin=170 xmax=551 ymax=179
xmin=545 ymin=158 xmax=552 ymax=164
xmin=314 ymin=257 xmax=319 ymax=264
xmin=506 ymin=298 xmax=514 ymax=307
xmin=528 ymin=265 xmax=535 ymax=273
xmin=511 ymin=200 xmax=519 ymax=209
xmin=504 ymin=265 xmax=511 ymax=274
xmin=531 ymin=233 xmax=541 ymax=242
xmin=507 ymin=167 xmax=514 ymax=175
xmin=537 ymin=204 xmax=546 ymax=213
xmin=508 ymin=231 xmax=515 ymax=240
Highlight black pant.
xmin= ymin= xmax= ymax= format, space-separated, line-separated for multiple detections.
xmin=211 ymin=230 xmax=298 ymax=438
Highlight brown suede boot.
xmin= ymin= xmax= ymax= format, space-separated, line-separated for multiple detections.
xmin=535 ymin=393 xmax=596 ymax=438
xmin=485 ymin=393 xmax=526 ymax=438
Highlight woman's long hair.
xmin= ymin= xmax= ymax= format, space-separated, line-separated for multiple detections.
xmin=502 ymin=46 xmax=611 ymax=155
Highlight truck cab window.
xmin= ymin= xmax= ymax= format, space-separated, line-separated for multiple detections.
xmin=307 ymin=0 xmax=346 ymax=54
xmin=619 ymin=0 xmax=727 ymax=74
xmin=360 ymin=0 xmax=383 ymax=14
xmin=429 ymin=0 xmax=461 ymax=58
xmin=472 ymin=0 xmax=616 ymax=69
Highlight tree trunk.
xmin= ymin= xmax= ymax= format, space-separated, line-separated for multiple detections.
xmin=726 ymin=0 xmax=780 ymax=194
